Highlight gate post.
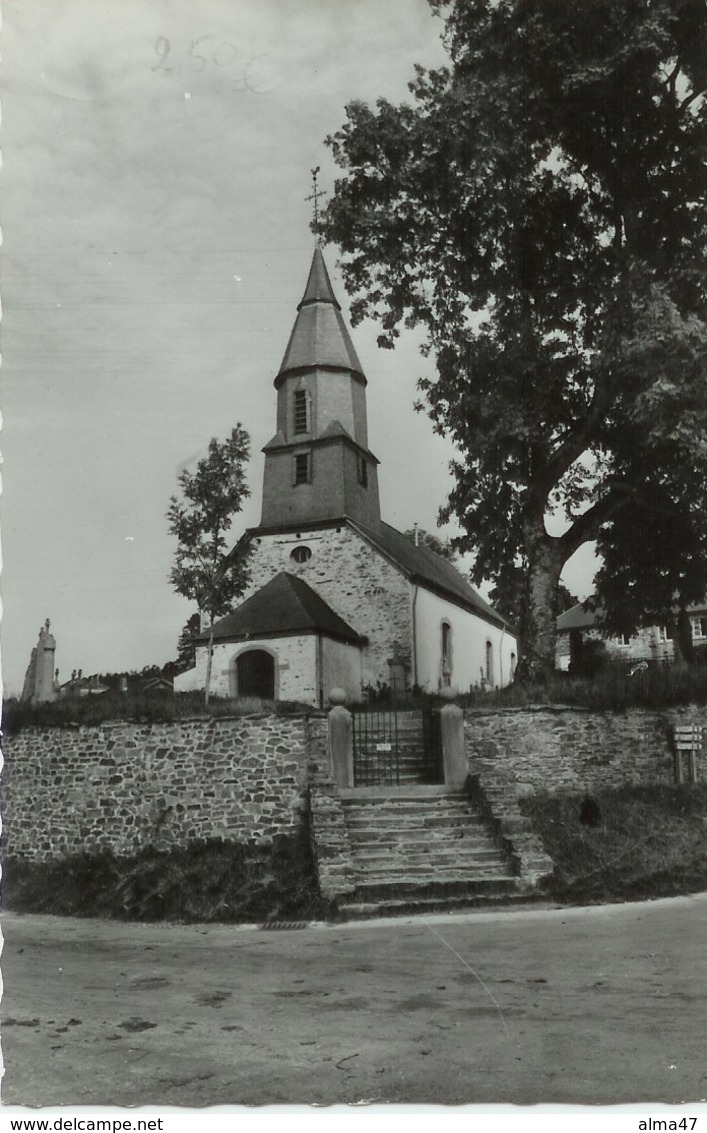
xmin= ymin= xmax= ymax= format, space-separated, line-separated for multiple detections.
xmin=328 ymin=688 xmax=353 ymax=787
xmin=439 ymin=688 xmax=467 ymax=786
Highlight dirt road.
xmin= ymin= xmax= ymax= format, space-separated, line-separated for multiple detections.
xmin=2 ymin=895 xmax=706 ymax=1107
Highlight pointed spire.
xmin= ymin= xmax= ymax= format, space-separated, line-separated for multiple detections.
xmin=276 ymin=247 xmax=365 ymax=385
xmin=300 ymin=246 xmax=339 ymax=308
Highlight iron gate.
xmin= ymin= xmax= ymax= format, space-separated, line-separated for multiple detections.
xmin=352 ymin=703 xmax=445 ymax=786
xmin=352 ymin=706 xmax=400 ymax=786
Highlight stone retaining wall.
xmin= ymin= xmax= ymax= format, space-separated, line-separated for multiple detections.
xmin=2 ymin=715 xmax=313 ymax=861
xmin=464 ymin=706 xmax=707 ymax=793
xmin=4 ymin=705 xmax=704 ymax=868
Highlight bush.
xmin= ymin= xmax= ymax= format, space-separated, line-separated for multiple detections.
xmin=520 ymin=784 xmax=707 ymax=903
xmin=2 ymin=693 xmax=312 ymax=736
xmin=3 ymin=830 xmax=325 ymax=923
xmin=461 ymin=662 xmax=707 ymax=711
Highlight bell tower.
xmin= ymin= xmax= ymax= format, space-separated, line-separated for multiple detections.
xmin=259 ymin=246 xmax=382 ymax=531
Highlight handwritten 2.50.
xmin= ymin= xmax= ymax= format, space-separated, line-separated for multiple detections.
xmin=152 ymin=36 xmax=276 ymax=93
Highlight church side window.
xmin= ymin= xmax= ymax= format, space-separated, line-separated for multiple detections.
xmin=294 ymin=390 xmax=308 ymax=435
xmin=485 ymin=639 xmax=494 ymax=684
xmin=290 ymin=545 xmax=312 ymax=564
xmin=441 ymin=621 xmax=452 ymax=684
xmin=293 ymin=452 xmax=311 ymax=485
xmin=357 ymin=454 xmax=368 ymax=488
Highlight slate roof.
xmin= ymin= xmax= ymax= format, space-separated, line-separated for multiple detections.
xmin=360 ymin=521 xmax=514 ymax=631
xmin=230 ymin=518 xmax=514 ymax=632
xmin=556 ymin=601 xmax=603 ymax=631
xmin=197 ymin=572 xmax=363 ymax=645
xmin=557 ymin=597 xmax=707 ymax=632
xmin=276 ymin=247 xmax=365 ymax=382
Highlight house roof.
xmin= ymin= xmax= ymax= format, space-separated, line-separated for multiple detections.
xmin=197 ymin=572 xmax=363 ymax=645
xmin=557 ymin=597 xmax=707 ymax=633
xmin=276 ymin=247 xmax=365 ymax=384
xmin=556 ymin=601 xmax=603 ymax=631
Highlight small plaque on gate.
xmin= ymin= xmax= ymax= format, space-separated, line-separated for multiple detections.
xmin=376 ymin=743 xmax=392 ymax=752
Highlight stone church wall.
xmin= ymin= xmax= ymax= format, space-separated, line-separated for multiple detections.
xmin=2 ymin=715 xmax=321 ymax=862
xmin=464 ymin=706 xmax=707 ymax=792
xmin=243 ymin=525 xmax=412 ymax=690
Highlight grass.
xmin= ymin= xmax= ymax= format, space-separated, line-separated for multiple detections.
xmin=2 ymin=692 xmax=312 ymax=736
xmin=521 ymin=784 xmax=707 ymax=904
xmin=2 ymin=829 xmax=326 ymax=923
xmin=462 ymin=662 xmax=707 ymax=711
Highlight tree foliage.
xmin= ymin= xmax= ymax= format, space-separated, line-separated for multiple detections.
xmin=322 ymin=0 xmax=707 ymax=679
xmin=174 ymin=612 xmax=202 ymax=675
xmin=404 ymin=526 xmax=457 ymax=560
xmin=167 ymin=427 xmax=252 ymax=700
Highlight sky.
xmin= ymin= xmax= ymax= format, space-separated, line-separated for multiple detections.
xmin=1 ymin=0 xmax=597 ymax=696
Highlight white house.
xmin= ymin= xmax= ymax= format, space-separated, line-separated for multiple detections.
xmin=556 ymin=600 xmax=707 ymax=670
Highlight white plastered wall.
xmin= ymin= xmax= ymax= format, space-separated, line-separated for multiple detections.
xmin=321 ymin=637 xmax=363 ymax=702
xmin=185 ymin=635 xmax=319 ymax=704
xmin=413 ymin=587 xmax=517 ymax=692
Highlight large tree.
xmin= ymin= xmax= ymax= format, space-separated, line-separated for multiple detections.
xmin=167 ymin=427 xmax=252 ymax=703
xmin=322 ymin=0 xmax=707 ymax=680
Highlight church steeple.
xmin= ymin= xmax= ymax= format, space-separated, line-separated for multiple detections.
xmin=259 ymin=247 xmax=381 ymax=531
xmin=276 ymin=246 xmax=365 ymax=385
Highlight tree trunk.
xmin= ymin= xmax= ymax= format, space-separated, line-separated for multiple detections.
xmin=514 ymin=524 xmax=563 ymax=684
xmin=673 ymin=606 xmax=696 ymax=669
xmin=204 ymin=621 xmax=215 ymax=706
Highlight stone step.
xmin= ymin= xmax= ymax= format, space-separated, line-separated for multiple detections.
xmin=348 ymin=852 xmax=505 ymax=870
xmin=342 ymin=802 xmax=475 ymax=820
xmin=342 ymin=802 xmax=480 ymax=820
xmin=344 ymin=824 xmax=489 ymax=842
xmin=351 ymin=875 xmax=519 ymax=900
xmin=344 ymin=802 xmax=480 ymax=820
xmin=340 ymin=785 xmax=465 ymax=800
xmin=337 ymin=890 xmax=534 ymax=920
xmin=348 ymin=838 xmax=503 ymax=852
xmin=354 ymin=849 xmax=509 ymax=869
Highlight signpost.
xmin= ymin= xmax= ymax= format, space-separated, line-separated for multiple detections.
xmin=673 ymin=725 xmax=702 ymax=783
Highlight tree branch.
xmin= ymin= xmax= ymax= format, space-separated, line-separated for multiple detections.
xmin=540 ymin=374 xmax=612 ymax=494
xmin=559 ymin=489 xmax=631 ymax=560
xmin=679 ymin=87 xmax=706 ymax=114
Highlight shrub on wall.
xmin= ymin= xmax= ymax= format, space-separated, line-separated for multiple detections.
xmin=462 ymin=663 xmax=707 ymax=711
xmin=2 ymin=693 xmax=312 ymax=736
xmin=520 ymin=784 xmax=707 ymax=903
xmin=3 ymin=830 xmax=325 ymax=923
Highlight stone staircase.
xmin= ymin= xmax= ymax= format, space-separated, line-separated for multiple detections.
xmin=335 ymin=784 xmax=524 ymax=919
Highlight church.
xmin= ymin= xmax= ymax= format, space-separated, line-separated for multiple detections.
xmin=175 ymin=247 xmax=517 ymax=706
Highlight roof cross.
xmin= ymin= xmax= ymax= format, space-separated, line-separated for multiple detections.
xmin=305 ymin=167 xmax=326 ymax=242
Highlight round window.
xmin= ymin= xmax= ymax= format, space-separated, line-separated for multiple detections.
xmin=290 ymin=545 xmax=312 ymax=564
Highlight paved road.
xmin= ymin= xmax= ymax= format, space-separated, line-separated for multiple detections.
xmin=2 ymin=896 xmax=706 ymax=1107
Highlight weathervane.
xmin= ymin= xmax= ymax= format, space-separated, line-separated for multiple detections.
xmin=305 ymin=166 xmax=326 ymax=243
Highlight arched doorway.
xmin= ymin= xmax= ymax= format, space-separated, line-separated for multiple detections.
xmin=235 ymin=649 xmax=276 ymax=699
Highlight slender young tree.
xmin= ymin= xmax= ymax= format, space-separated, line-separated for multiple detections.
xmin=167 ymin=427 xmax=251 ymax=703
xmin=322 ymin=0 xmax=707 ymax=680
xmin=174 ymin=612 xmax=202 ymax=675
